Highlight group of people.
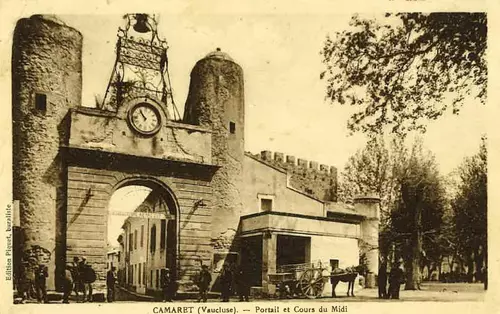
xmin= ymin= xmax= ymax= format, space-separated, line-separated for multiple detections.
xmin=18 ymin=260 xmax=251 ymax=303
xmin=378 ymin=261 xmax=405 ymax=299
xmin=17 ymin=263 xmax=49 ymax=303
xmin=195 ymin=263 xmax=251 ymax=302
xmin=62 ymin=256 xmax=96 ymax=303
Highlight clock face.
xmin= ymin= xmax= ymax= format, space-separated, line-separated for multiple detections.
xmin=129 ymin=103 xmax=161 ymax=135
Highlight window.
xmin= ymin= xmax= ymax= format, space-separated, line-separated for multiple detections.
xmin=260 ymin=198 xmax=273 ymax=211
xmin=132 ymin=265 xmax=135 ymax=284
xmin=128 ymin=266 xmax=131 ymax=284
xmin=258 ymin=194 xmax=275 ymax=212
xmin=330 ymin=259 xmax=339 ymax=270
xmin=129 ymin=233 xmax=133 ymax=251
xmin=156 ymin=269 xmax=160 ymax=288
xmin=35 ymin=93 xmax=47 ymax=112
xmin=229 ymin=121 xmax=236 ymax=134
xmin=150 ymin=270 xmax=153 ymax=287
xmin=150 ymin=225 xmax=157 ymax=253
xmin=160 ymin=219 xmax=166 ymax=249
xmin=140 ymin=225 xmax=144 ymax=247
xmin=134 ymin=230 xmax=138 ymax=250
xmin=139 ymin=263 xmax=142 ymax=285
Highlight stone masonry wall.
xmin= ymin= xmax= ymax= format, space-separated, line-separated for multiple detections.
xmin=254 ymin=150 xmax=338 ymax=202
xmin=65 ymin=161 xmax=214 ymax=293
xmin=12 ymin=15 xmax=82 ymax=290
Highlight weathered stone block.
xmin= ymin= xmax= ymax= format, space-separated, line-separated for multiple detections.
xmin=261 ymin=150 xmax=272 ymax=161
xmin=274 ymin=152 xmax=284 ymax=162
xmin=297 ymin=158 xmax=308 ymax=168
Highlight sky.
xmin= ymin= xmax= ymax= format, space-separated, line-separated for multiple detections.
xmin=64 ymin=14 xmax=486 ymax=174
xmin=60 ymin=14 xmax=487 ymax=245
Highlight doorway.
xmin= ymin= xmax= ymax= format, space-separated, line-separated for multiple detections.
xmin=240 ymin=236 xmax=263 ymax=287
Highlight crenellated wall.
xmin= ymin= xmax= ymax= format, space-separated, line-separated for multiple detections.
xmin=253 ymin=150 xmax=338 ymax=202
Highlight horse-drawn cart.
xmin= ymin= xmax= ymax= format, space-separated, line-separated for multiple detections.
xmin=268 ymin=262 xmax=359 ymax=299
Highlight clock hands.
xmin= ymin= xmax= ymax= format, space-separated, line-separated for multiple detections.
xmin=131 ymin=104 xmax=160 ymax=134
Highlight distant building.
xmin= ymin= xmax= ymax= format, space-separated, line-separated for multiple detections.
xmin=121 ymin=190 xmax=174 ymax=294
xmin=107 ymin=247 xmax=120 ymax=270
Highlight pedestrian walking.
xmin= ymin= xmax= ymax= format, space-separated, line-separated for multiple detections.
xmin=34 ymin=264 xmax=48 ymax=303
xmin=219 ymin=264 xmax=232 ymax=302
xmin=162 ymin=268 xmax=174 ymax=302
xmin=62 ymin=264 xmax=74 ymax=304
xmin=106 ymin=266 xmax=117 ymax=302
xmin=235 ymin=265 xmax=250 ymax=302
xmin=388 ymin=262 xmax=404 ymax=299
xmin=196 ymin=265 xmax=212 ymax=302
xmin=378 ymin=260 xmax=388 ymax=299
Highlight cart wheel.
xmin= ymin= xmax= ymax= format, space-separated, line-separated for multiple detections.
xmin=297 ymin=269 xmax=325 ymax=299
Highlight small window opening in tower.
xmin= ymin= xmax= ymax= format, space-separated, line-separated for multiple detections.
xmin=35 ymin=93 xmax=47 ymax=112
xmin=229 ymin=121 xmax=236 ymax=134
xmin=260 ymin=198 xmax=273 ymax=212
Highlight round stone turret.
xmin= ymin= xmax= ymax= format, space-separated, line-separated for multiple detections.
xmin=183 ymin=48 xmax=245 ymax=250
xmin=12 ymin=15 xmax=83 ymax=290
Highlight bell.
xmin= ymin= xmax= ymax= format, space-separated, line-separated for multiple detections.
xmin=133 ymin=14 xmax=151 ymax=33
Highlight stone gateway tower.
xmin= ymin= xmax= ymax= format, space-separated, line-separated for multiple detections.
xmin=12 ymin=15 xmax=83 ymax=290
xmin=11 ymin=14 xmax=381 ymax=298
xmin=184 ymin=49 xmax=245 ymax=254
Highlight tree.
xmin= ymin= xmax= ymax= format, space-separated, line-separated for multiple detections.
xmin=321 ymin=13 xmax=487 ymax=135
xmin=452 ymin=136 xmax=487 ymax=288
xmin=390 ymin=140 xmax=446 ymax=290
xmin=337 ymin=137 xmax=397 ymax=258
xmin=340 ymin=137 xmax=448 ymax=288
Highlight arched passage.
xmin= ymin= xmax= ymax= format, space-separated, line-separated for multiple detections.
xmin=107 ymin=177 xmax=179 ymax=296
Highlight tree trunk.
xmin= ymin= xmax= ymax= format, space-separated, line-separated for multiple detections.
xmin=474 ymin=247 xmax=483 ymax=283
xmin=466 ymin=251 xmax=474 ymax=283
xmin=405 ymin=185 xmax=423 ymax=290
xmin=484 ymin=242 xmax=488 ymax=290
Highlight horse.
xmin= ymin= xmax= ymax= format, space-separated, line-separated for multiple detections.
xmin=329 ymin=266 xmax=361 ymax=297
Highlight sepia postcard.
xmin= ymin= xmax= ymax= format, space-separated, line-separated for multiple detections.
xmin=0 ymin=1 xmax=498 ymax=314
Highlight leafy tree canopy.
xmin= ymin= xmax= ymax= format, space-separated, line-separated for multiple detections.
xmin=453 ymin=136 xmax=487 ymax=256
xmin=321 ymin=13 xmax=487 ymax=135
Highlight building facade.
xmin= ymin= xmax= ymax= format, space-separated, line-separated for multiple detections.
xmin=12 ymin=14 xmax=380 ymax=297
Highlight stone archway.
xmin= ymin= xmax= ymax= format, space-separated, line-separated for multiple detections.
xmin=63 ymin=148 xmax=217 ymax=298
xmin=108 ymin=177 xmax=180 ymax=287
xmin=64 ymin=165 xmax=183 ymax=295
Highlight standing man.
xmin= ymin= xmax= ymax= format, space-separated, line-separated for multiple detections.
xmin=71 ymin=256 xmax=80 ymax=300
xmin=107 ymin=266 xmax=117 ymax=302
xmin=196 ymin=265 xmax=212 ymax=303
xmin=378 ymin=259 xmax=388 ymax=299
xmin=388 ymin=261 xmax=404 ymax=299
xmin=235 ymin=265 xmax=250 ymax=302
xmin=80 ymin=257 xmax=96 ymax=302
xmin=62 ymin=264 xmax=74 ymax=304
xmin=219 ymin=264 xmax=233 ymax=302
xmin=34 ymin=264 xmax=48 ymax=303
xmin=162 ymin=268 xmax=174 ymax=302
